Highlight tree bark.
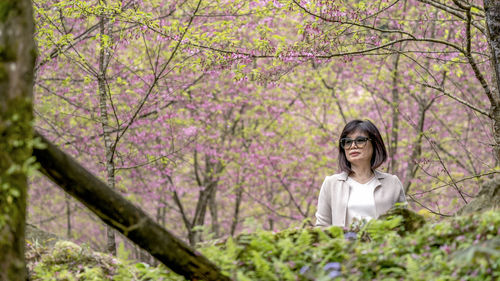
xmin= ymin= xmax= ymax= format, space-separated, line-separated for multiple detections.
xmin=230 ymin=184 xmax=243 ymax=236
xmin=65 ymin=193 xmax=72 ymax=239
xmin=404 ymin=102 xmax=428 ymax=193
xmin=190 ymin=183 xmax=215 ymax=245
xmin=33 ymin=131 xmax=231 ymax=281
xmin=208 ymin=187 xmax=220 ymax=238
xmin=484 ymin=0 xmax=500 ymax=161
xmin=97 ymin=6 xmax=117 ymax=255
xmin=184 ymin=152 xmax=225 ymax=246
xmin=156 ymin=193 xmax=166 ymax=227
xmin=0 ymin=1 xmax=36 ymax=280
xmin=389 ymin=53 xmax=400 ymax=174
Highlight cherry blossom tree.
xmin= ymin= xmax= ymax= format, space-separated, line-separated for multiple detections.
xmin=29 ymin=0 xmax=500 ymax=253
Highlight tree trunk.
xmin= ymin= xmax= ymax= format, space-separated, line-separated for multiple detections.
xmin=208 ymin=187 xmax=220 ymax=238
xmin=33 ymin=131 xmax=231 ymax=281
xmin=388 ymin=1 xmax=410 ymax=175
xmin=190 ymin=184 xmax=214 ymax=245
xmin=389 ymin=53 xmax=400 ymax=174
xmin=268 ymin=219 xmax=274 ymax=231
xmin=404 ymin=102 xmax=427 ymax=193
xmin=484 ymin=0 xmax=500 ymax=161
xmin=0 ymin=1 xmax=36 ymax=280
xmin=156 ymin=194 xmax=166 ymax=227
xmin=230 ymin=185 xmax=243 ymax=236
xmin=492 ymin=106 xmax=500 ymax=162
xmin=66 ymin=193 xmax=72 ymax=239
xmin=186 ymin=153 xmax=225 ymax=246
xmin=97 ymin=10 xmax=116 ymax=255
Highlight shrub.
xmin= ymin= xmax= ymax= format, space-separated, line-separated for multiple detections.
xmin=27 ymin=210 xmax=500 ymax=280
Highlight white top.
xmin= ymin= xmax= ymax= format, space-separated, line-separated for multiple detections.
xmin=346 ymin=176 xmax=378 ymax=226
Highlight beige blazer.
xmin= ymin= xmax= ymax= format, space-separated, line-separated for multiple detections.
xmin=315 ymin=170 xmax=407 ymax=227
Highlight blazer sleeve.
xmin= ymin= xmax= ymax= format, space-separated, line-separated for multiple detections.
xmin=315 ymin=177 xmax=332 ymax=227
xmin=394 ymin=176 xmax=407 ymax=205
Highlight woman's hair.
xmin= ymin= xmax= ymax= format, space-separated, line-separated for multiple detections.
xmin=338 ymin=119 xmax=387 ymax=174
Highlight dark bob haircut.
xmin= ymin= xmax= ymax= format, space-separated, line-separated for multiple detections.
xmin=338 ymin=119 xmax=387 ymax=174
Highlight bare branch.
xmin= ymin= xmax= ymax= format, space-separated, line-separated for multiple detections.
xmin=291 ymin=0 xmax=417 ymax=39
xmin=111 ymin=0 xmax=203 ymax=157
xmin=417 ymin=0 xmax=485 ymax=34
xmin=406 ymin=194 xmax=453 ymax=217
xmin=421 ymin=83 xmax=490 ymax=117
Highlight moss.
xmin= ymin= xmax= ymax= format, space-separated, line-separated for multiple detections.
xmin=458 ymin=176 xmax=500 ymax=215
xmin=0 ymin=46 xmax=17 ymax=62
xmin=0 ymin=2 xmax=35 ymax=279
xmin=0 ymin=1 xmax=22 ymax=62
xmin=26 ymin=224 xmax=59 ymax=247
xmin=27 ymin=240 xmax=172 ymax=280
xmin=0 ymin=95 xmax=33 ymax=280
xmin=378 ymin=206 xmax=426 ymax=236
xmin=0 ymin=64 xmax=7 ymax=81
xmin=0 ymin=2 xmax=13 ymax=22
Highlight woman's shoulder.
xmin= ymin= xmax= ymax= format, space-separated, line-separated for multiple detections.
xmin=324 ymin=172 xmax=348 ymax=182
xmin=375 ymin=170 xmax=402 ymax=185
xmin=375 ymin=170 xmax=395 ymax=178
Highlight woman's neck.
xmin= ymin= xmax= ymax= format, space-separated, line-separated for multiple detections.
xmin=349 ymin=165 xmax=374 ymax=183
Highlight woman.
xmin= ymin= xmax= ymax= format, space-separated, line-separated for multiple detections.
xmin=315 ymin=119 xmax=406 ymax=227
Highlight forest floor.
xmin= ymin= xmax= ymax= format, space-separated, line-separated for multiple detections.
xmin=25 ymin=209 xmax=500 ymax=281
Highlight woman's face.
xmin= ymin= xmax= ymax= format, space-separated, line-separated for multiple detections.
xmin=344 ymin=130 xmax=373 ymax=167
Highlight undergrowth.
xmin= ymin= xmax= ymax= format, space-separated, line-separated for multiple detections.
xmin=27 ymin=210 xmax=500 ymax=280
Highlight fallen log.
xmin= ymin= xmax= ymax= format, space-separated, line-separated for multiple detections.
xmin=33 ymin=131 xmax=231 ymax=281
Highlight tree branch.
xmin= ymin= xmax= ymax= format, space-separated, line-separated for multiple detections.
xmin=417 ymin=0 xmax=485 ymax=34
xmin=110 ymin=0 xmax=203 ymax=157
xmin=421 ymin=83 xmax=490 ymax=117
xmin=291 ymin=0 xmax=417 ymax=39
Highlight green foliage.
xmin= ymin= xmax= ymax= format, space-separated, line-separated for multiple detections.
xmin=200 ymin=210 xmax=500 ymax=281
xmin=27 ymin=211 xmax=500 ymax=280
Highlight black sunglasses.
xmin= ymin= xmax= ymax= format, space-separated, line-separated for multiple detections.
xmin=340 ymin=137 xmax=371 ymax=149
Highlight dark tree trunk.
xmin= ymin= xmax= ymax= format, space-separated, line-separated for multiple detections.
xmin=0 ymin=1 xmax=36 ymax=280
xmin=190 ymin=183 xmax=215 ymax=245
xmin=389 ymin=53 xmax=400 ymax=174
xmin=230 ymin=185 xmax=243 ymax=236
xmin=97 ymin=7 xmax=117 ymax=255
xmin=33 ymin=132 xmax=231 ymax=281
xmin=404 ymin=102 xmax=428 ymax=193
xmin=184 ymin=152 xmax=225 ymax=246
xmin=65 ymin=193 xmax=72 ymax=239
xmin=208 ymin=187 xmax=220 ymax=238
xmin=484 ymin=0 xmax=500 ymax=161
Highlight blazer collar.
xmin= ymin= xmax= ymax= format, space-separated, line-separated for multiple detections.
xmin=338 ymin=172 xmax=349 ymax=181
xmin=338 ymin=170 xmax=386 ymax=182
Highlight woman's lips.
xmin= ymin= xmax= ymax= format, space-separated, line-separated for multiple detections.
xmin=349 ymin=152 xmax=360 ymax=156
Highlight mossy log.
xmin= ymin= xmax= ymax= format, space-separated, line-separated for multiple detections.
xmin=457 ymin=176 xmax=500 ymax=215
xmin=25 ymin=223 xmax=59 ymax=247
xmin=378 ymin=206 xmax=426 ymax=235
